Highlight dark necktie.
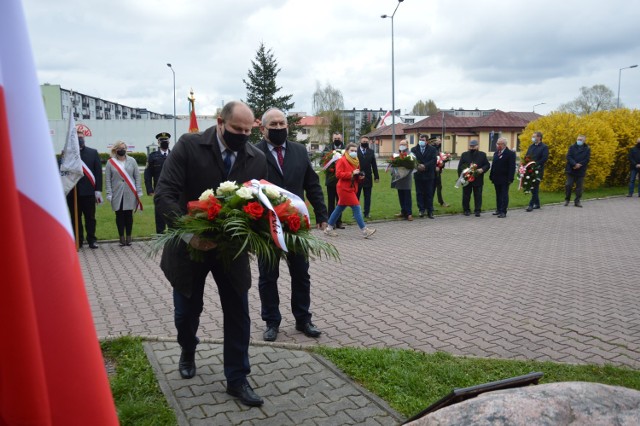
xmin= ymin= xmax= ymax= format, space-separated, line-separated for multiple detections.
xmin=223 ymin=151 xmax=232 ymax=177
xmin=163 ymin=152 xmax=167 ymax=158
xmin=275 ymin=146 xmax=284 ymax=169
xmin=362 ymin=148 xmax=366 ymax=155
xmin=421 ymin=147 xmax=425 ymax=155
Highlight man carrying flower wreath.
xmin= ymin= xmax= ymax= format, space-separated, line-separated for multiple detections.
xmin=154 ymin=101 xmax=268 ymax=407
xmin=525 ymin=131 xmax=549 ymax=212
xmin=457 ymin=139 xmax=490 ymax=217
xmin=256 ymin=108 xmax=329 ymax=344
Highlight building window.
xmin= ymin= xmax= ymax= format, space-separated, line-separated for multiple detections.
xmin=489 ymin=131 xmax=500 ymax=152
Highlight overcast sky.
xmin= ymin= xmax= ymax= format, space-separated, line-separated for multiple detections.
xmin=22 ymin=0 xmax=640 ymax=118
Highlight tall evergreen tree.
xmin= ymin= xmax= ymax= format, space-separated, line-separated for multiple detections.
xmin=243 ymin=42 xmax=299 ymax=143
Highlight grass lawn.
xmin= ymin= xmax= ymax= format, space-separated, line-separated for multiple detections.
xmin=91 ymin=168 xmax=627 ymax=240
xmin=102 ymin=337 xmax=640 ymax=424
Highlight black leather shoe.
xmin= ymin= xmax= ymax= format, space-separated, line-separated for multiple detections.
xmin=475 ymin=212 xmax=481 ymax=217
xmin=427 ymin=213 xmax=434 ymax=219
xmin=296 ymin=322 xmax=321 ymax=338
xmin=178 ymin=350 xmax=196 ymax=379
xmin=492 ymin=211 xmax=499 ymax=215
xmin=564 ymin=200 xmax=570 ymax=206
xmin=419 ymin=211 xmax=425 ymax=218
xmin=335 ymin=223 xmax=345 ymax=229
xmin=263 ymin=326 xmax=279 ymax=342
xmin=574 ymin=202 xmax=583 ymax=208
xmin=89 ymin=241 xmax=98 ymax=249
xmin=532 ymin=205 xmax=540 ymax=209
xmin=463 ymin=211 xmax=471 ymax=216
xmin=498 ymin=213 xmax=506 ymax=218
xmin=525 ymin=206 xmax=533 ymax=212
xmin=227 ymin=381 xmax=264 ymax=407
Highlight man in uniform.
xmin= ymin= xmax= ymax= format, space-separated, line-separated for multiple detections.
xmin=145 ymin=132 xmax=171 ymax=233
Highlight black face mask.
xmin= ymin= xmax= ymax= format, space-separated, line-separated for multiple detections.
xmin=222 ymin=126 xmax=249 ymax=152
xmin=160 ymin=141 xmax=169 ymax=150
xmin=333 ymin=140 xmax=343 ymax=148
xmin=78 ymin=137 xmax=85 ymax=149
xmin=268 ymin=128 xmax=288 ymax=146
xmin=116 ymin=149 xmax=126 ymax=156
xmin=360 ymin=143 xmax=369 ymax=149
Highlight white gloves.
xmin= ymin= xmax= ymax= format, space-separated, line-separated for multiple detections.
xmin=95 ymin=191 xmax=103 ymax=204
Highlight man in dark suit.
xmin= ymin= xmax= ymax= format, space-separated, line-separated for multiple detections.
xmin=256 ymin=107 xmax=329 ymax=343
xmin=324 ymin=133 xmax=344 ymax=228
xmin=356 ymin=136 xmax=379 ymax=218
xmin=154 ymin=101 xmax=268 ymax=407
xmin=145 ymin=131 xmax=171 ymax=233
xmin=489 ymin=137 xmax=516 ymax=218
xmin=564 ymin=134 xmax=591 ymax=207
xmin=457 ymin=139 xmax=490 ymax=217
xmin=411 ymin=134 xmax=437 ymax=218
xmin=431 ymin=137 xmax=450 ymax=208
xmin=66 ymin=129 xmax=103 ymax=249
xmin=525 ymin=131 xmax=549 ymax=212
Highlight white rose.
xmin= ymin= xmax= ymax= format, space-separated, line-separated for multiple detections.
xmin=198 ymin=189 xmax=215 ymax=201
xmin=236 ymin=186 xmax=254 ymax=200
xmin=217 ymin=181 xmax=238 ymax=195
xmin=264 ymin=186 xmax=280 ymax=199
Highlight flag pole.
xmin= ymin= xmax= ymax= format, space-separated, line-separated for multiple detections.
xmin=73 ymin=186 xmax=80 ymax=251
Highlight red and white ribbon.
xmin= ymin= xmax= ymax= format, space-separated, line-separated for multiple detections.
xmin=81 ymin=160 xmax=96 ymax=188
xmin=108 ymin=158 xmax=143 ymax=211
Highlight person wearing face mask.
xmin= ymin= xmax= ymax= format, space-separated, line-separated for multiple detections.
xmin=324 ymin=143 xmax=376 ymax=238
xmin=430 ymin=137 xmax=450 ymax=208
xmin=154 ymin=101 xmax=268 ymax=407
xmin=564 ymin=135 xmax=591 ymax=207
xmin=324 ymin=132 xmax=344 ymax=229
xmin=105 ymin=141 xmax=143 ymax=246
xmin=457 ymin=139 xmax=490 ymax=217
xmin=356 ymin=136 xmax=379 ymax=219
xmin=525 ymin=131 xmax=549 ymax=212
xmin=411 ymin=134 xmax=438 ymax=219
xmin=392 ymin=139 xmax=415 ymax=221
xmin=256 ymin=108 xmax=329 ymax=344
xmin=66 ymin=129 xmax=103 ymax=249
xmin=627 ymin=138 xmax=640 ymax=197
xmin=144 ymin=132 xmax=172 ymax=233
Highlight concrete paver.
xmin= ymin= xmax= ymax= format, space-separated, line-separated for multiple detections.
xmin=81 ymin=196 xmax=640 ymax=424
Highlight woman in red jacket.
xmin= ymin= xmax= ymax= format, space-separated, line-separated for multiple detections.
xmin=324 ymin=143 xmax=376 ymax=238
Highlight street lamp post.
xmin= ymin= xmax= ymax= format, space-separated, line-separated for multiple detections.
xmin=167 ymin=63 xmax=176 ymax=141
xmin=533 ymin=102 xmax=545 ymax=113
xmin=617 ymin=64 xmax=638 ymax=109
xmin=381 ymin=0 xmax=404 ymax=153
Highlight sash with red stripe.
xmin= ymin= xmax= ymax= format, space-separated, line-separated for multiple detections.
xmin=108 ymin=158 xmax=143 ymax=211
xmin=81 ymin=160 xmax=96 ymax=188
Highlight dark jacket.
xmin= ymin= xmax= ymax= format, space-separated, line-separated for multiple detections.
xmin=144 ymin=149 xmax=170 ymax=194
xmin=457 ymin=150 xmax=490 ymax=187
xmin=565 ymin=143 xmax=591 ymax=177
xmin=154 ymin=126 xmax=268 ymax=296
xmin=411 ymin=144 xmax=437 ymax=181
xmin=490 ymin=148 xmax=516 ymax=185
xmin=629 ymin=145 xmax=640 ymax=170
xmin=525 ymin=142 xmax=549 ymax=179
xmin=76 ymin=146 xmax=103 ymax=196
xmin=256 ymin=139 xmax=328 ymax=224
xmin=356 ymin=147 xmax=379 ymax=188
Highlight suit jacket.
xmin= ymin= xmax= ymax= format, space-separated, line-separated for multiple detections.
xmin=256 ymin=139 xmax=328 ymax=224
xmin=525 ymin=142 xmax=549 ymax=179
xmin=565 ymin=143 xmax=591 ymax=177
xmin=489 ymin=148 xmax=516 ymax=185
xmin=144 ymin=149 xmax=170 ymax=194
xmin=76 ymin=146 xmax=103 ymax=196
xmin=457 ymin=150 xmax=490 ymax=187
xmin=154 ymin=126 xmax=268 ymax=296
xmin=105 ymin=156 xmax=142 ymax=211
xmin=411 ymin=144 xmax=437 ymax=181
xmin=356 ymin=147 xmax=379 ymax=188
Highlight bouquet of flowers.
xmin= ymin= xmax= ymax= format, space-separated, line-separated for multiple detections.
xmin=454 ymin=163 xmax=479 ymax=188
xmin=518 ymin=156 xmax=541 ymax=193
xmin=321 ymin=149 xmax=343 ymax=184
xmin=150 ymin=179 xmax=340 ymax=268
xmin=386 ymin=152 xmax=417 ymax=183
xmin=436 ymin=152 xmax=452 ymax=169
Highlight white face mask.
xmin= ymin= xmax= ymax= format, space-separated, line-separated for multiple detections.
xmin=399 ymin=145 xmax=407 ymax=151
xmin=349 ymin=151 xmax=357 ymax=158
xmin=531 ymin=137 xmax=537 ymax=143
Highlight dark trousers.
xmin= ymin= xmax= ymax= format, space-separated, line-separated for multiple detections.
xmin=528 ymin=181 xmax=541 ymax=208
xmin=494 ymin=183 xmax=510 ymax=215
xmin=356 ymin=185 xmax=373 ymax=216
xmin=155 ymin=207 xmax=167 ymax=234
xmin=66 ymin=192 xmax=97 ymax=244
xmin=258 ymin=252 xmax=312 ymax=328
xmin=414 ymin=178 xmax=434 ymax=214
xmin=434 ymin=174 xmax=445 ymax=205
xmin=173 ymin=254 xmax=251 ymax=386
xmin=462 ymin=185 xmax=483 ymax=213
xmin=115 ymin=208 xmax=133 ymax=237
xmin=397 ymin=189 xmax=412 ymax=216
xmin=326 ymin=184 xmax=342 ymax=225
xmin=565 ymin=175 xmax=585 ymax=203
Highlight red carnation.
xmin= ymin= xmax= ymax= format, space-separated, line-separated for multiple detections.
xmin=207 ymin=197 xmax=222 ymax=220
xmin=468 ymin=176 xmax=475 ymax=182
xmin=287 ymin=214 xmax=301 ymax=233
xmin=243 ymin=201 xmax=264 ymax=220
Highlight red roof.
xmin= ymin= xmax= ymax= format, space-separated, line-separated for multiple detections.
xmin=298 ymin=116 xmax=326 ymax=126
xmin=403 ymin=110 xmax=536 ymax=132
xmin=474 ymin=110 xmax=528 ymax=128
xmin=365 ymin=123 xmax=406 ymax=137
xmin=509 ymin=111 xmax=543 ymax=122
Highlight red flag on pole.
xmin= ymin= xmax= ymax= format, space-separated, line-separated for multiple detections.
xmin=0 ymin=1 xmax=118 ymax=425
xmin=188 ymin=89 xmax=199 ymax=133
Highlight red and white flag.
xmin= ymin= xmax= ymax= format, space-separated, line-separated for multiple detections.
xmin=377 ymin=110 xmax=391 ymax=128
xmin=189 ymin=100 xmax=199 ymax=133
xmin=59 ymin=114 xmax=84 ymax=195
xmin=0 ymin=1 xmax=118 ymax=425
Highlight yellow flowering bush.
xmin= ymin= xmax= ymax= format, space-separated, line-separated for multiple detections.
xmin=592 ymin=109 xmax=640 ymax=186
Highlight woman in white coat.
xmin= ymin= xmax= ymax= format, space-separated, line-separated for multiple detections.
xmin=105 ymin=141 xmax=143 ymax=246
